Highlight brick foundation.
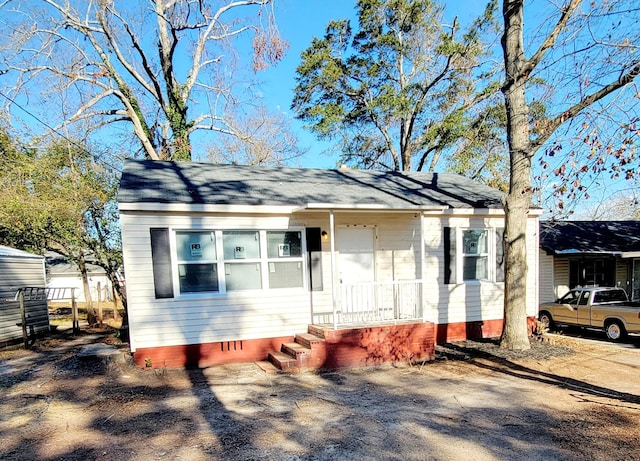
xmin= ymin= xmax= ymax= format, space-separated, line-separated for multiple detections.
xmin=312 ymin=322 xmax=436 ymax=369
xmin=435 ymin=317 xmax=538 ymax=344
xmin=132 ymin=335 xmax=294 ymax=368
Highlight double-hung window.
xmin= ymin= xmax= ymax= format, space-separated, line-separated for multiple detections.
xmin=266 ymin=231 xmax=304 ymax=289
xmin=223 ymin=231 xmax=262 ymax=291
xmin=444 ymin=227 xmax=504 ymax=284
xmin=462 ymin=230 xmax=489 ymax=281
xmin=176 ymin=229 xmax=304 ymax=294
xmin=176 ymin=231 xmax=219 ymax=293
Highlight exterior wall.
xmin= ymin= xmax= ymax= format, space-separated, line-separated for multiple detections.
xmin=545 ymin=255 xmax=633 ymax=300
xmin=539 ymin=250 xmax=556 ymax=303
xmin=46 ymin=274 xmax=113 ymax=303
xmin=422 ymin=214 xmax=539 ymax=340
xmin=0 ymin=255 xmax=50 ymax=345
xmin=308 ymin=212 xmax=422 ymax=323
xmin=315 ymin=322 xmax=435 ymax=368
xmin=553 ymin=258 xmax=570 ymax=296
xmin=616 ymin=260 xmax=630 ymax=294
xmin=121 ymin=208 xmax=540 ymax=361
xmin=120 ymin=211 xmax=315 ymax=353
xmin=0 ymin=255 xmax=47 ymax=298
xmin=132 ymin=336 xmax=295 ymax=368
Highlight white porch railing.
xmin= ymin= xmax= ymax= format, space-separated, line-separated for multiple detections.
xmin=336 ymin=280 xmax=423 ymax=326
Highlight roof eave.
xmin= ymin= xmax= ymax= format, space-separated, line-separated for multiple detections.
xmin=118 ymin=202 xmax=300 ymax=214
xmin=293 ymin=203 xmax=449 ymax=212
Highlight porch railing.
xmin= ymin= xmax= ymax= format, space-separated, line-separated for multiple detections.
xmin=337 ymin=280 xmax=423 ymax=326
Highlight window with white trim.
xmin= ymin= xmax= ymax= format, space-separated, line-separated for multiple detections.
xmin=444 ymin=227 xmax=504 ymax=284
xmin=462 ymin=229 xmax=489 ymax=281
xmin=176 ymin=229 xmax=304 ymax=294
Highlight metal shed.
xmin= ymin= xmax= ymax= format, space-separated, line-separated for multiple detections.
xmin=0 ymin=245 xmax=50 ymax=346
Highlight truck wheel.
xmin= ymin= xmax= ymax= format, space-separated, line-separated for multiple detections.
xmin=605 ymin=321 xmax=627 ymax=341
xmin=538 ymin=311 xmax=553 ymax=332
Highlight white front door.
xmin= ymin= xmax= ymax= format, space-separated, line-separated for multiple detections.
xmin=336 ymin=226 xmax=375 ymax=284
xmin=336 ymin=226 xmax=375 ymax=319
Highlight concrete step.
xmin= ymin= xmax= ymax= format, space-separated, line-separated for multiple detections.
xmin=295 ymin=332 xmax=325 ymax=349
xmin=268 ymin=351 xmax=297 ymax=371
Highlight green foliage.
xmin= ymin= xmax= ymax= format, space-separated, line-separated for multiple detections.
xmin=0 ymin=128 xmax=122 ymax=272
xmin=292 ymin=0 xmax=503 ymax=175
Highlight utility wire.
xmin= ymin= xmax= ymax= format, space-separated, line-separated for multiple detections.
xmin=0 ymin=90 xmax=123 ymax=173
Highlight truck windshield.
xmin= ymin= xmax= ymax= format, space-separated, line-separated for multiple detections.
xmin=593 ymin=290 xmax=628 ymax=303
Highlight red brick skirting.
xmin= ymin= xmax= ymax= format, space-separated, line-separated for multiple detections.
xmin=435 ymin=317 xmax=538 ymax=344
xmin=313 ymin=322 xmax=436 ymax=369
xmin=132 ymin=317 xmax=537 ymax=369
xmin=132 ymin=335 xmax=294 ymax=369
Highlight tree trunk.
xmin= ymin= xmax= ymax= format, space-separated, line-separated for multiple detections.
xmin=500 ymin=0 xmax=532 ymax=350
xmin=79 ymin=260 xmax=97 ymax=326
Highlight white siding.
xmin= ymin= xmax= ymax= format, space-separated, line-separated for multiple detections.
xmin=121 ymin=208 xmax=540 ymax=350
xmin=538 ymin=250 xmax=556 ymax=303
xmin=616 ymin=261 xmax=630 ymax=293
xmin=422 ymin=214 xmax=539 ymax=325
xmin=553 ymin=258 xmax=570 ymax=296
xmin=120 ymin=212 xmax=312 ymax=351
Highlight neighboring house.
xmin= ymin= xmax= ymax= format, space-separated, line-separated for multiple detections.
xmin=539 ymin=221 xmax=640 ymax=303
xmin=0 ymin=245 xmax=50 ymax=346
xmin=45 ymin=252 xmax=114 ymax=303
xmin=118 ymin=159 xmax=541 ymax=369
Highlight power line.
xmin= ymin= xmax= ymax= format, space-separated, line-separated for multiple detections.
xmin=0 ymin=90 xmax=123 ymax=173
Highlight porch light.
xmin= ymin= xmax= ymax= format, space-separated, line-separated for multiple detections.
xmin=321 ymin=230 xmax=329 ymax=241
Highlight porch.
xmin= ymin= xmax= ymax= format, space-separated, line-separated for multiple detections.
xmin=325 ymin=279 xmax=428 ymax=328
xmin=264 ymin=321 xmax=436 ymax=373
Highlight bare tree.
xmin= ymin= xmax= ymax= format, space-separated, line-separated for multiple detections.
xmin=0 ymin=0 xmax=287 ymax=161
xmin=500 ymin=0 xmax=640 ymax=349
xmin=207 ymin=106 xmax=308 ymax=166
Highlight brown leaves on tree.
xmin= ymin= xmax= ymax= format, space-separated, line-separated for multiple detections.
xmin=252 ymin=31 xmax=289 ymax=72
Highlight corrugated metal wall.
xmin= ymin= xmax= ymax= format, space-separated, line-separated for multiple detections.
xmin=0 ymin=255 xmax=50 ymax=344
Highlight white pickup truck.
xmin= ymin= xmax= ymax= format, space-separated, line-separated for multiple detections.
xmin=538 ymin=287 xmax=640 ymax=341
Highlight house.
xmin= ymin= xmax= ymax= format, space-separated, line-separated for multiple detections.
xmin=0 ymin=245 xmax=50 ymax=347
xmin=45 ymin=251 xmax=114 ymax=304
xmin=539 ymin=221 xmax=640 ymax=303
xmin=118 ymin=159 xmax=541 ymax=369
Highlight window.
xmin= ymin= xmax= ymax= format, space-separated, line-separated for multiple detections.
xmin=578 ymin=291 xmax=591 ymax=305
xmin=266 ymin=231 xmax=303 ymax=289
xmin=223 ymin=231 xmax=262 ymax=291
xmin=176 ymin=231 xmax=219 ymax=293
xmin=444 ymin=227 xmax=503 ymax=284
xmin=462 ymin=230 xmax=488 ymax=281
xmin=175 ymin=229 xmax=304 ymax=294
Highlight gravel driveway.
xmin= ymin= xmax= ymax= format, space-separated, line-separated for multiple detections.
xmin=1 ymin=330 xmax=639 ymax=461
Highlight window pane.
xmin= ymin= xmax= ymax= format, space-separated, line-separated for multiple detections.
xmin=267 ymin=231 xmax=302 ymax=258
xmin=268 ymin=261 xmax=303 ymax=288
xmin=178 ymin=264 xmax=218 ymax=293
xmin=223 ymin=231 xmax=260 ymax=260
xmin=463 ymin=230 xmax=487 ymax=255
xmin=225 ymin=263 xmax=262 ymax=290
xmin=463 ymin=256 xmax=488 ymax=280
xmin=176 ymin=231 xmax=216 ymax=261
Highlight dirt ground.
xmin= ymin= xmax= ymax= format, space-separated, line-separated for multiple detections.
xmin=1 ymin=328 xmax=639 ymax=461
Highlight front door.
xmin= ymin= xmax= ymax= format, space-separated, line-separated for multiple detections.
xmin=336 ymin=226 xmax=375 ymax=320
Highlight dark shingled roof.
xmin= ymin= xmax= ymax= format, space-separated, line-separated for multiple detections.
xmin=540 ymin=221 xmax=640 ymax=255
xmin=118 ymin=159 xmax=504 ymax=210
